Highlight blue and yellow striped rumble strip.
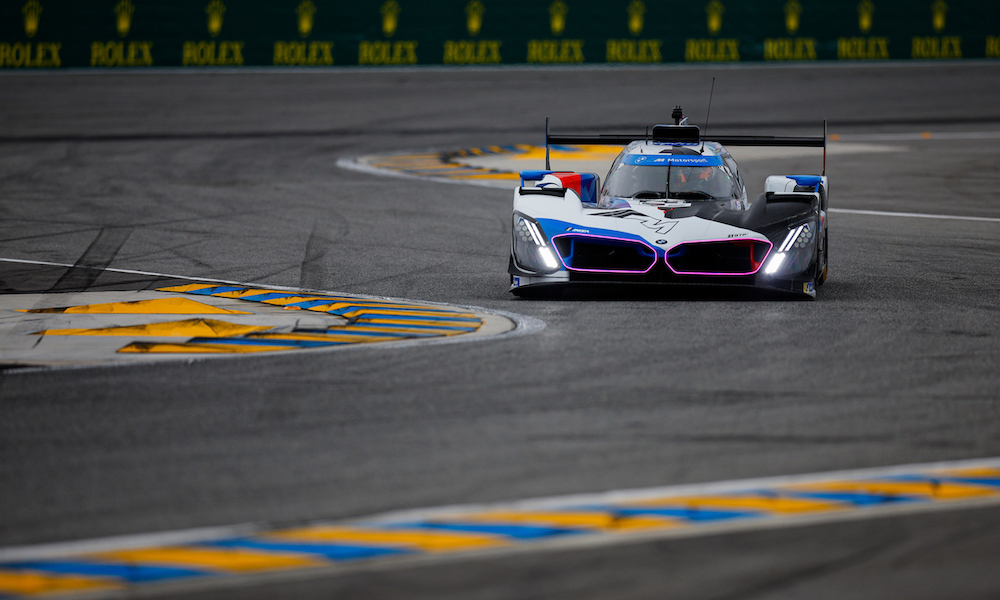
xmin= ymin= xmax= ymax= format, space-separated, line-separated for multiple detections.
xmin=3 ymin=460 xmax=1000 ymax=598
xmin=363 ymin=146 xmax=527 ymax=183
xmin=112 ymin=284 xmax=485 ymax=355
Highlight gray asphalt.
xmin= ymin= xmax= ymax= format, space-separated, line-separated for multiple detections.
xmin=2 ymin=62 xmax=1000 ymax=598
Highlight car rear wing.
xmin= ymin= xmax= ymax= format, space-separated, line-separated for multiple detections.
xmin=544 ymin=118 xmax=828 ymax=175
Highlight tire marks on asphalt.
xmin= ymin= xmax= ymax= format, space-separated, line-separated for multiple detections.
xmin=48 ymin=227 xmax=134 ymax=292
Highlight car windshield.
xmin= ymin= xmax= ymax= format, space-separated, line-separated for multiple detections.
xmin=603 ymin=160 xmax=738 ymax=200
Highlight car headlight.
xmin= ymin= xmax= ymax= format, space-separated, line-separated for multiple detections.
xmin=512 ymin=212 xmax=561 ymax=274
xmin=763 ymin=221 xmax=815 ymax=276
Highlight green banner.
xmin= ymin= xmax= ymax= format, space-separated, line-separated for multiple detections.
xmin=2 ymin=0 xmax=998 ymax=69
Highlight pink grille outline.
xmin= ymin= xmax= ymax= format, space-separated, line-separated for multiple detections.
xmin=664 ymin=238 xmax=773 ymax=276
xmin=550 ymin=233 xmax=658 ymax=274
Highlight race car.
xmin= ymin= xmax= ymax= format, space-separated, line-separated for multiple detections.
xmin=508 ymin=107 xmax=828 ymax=298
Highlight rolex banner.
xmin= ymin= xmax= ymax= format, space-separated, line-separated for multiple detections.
xmin=2 ymin=0 xmax=998 ymax=69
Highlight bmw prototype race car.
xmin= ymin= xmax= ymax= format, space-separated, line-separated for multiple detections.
xmin=509 ymin=108 xmax=829 ymax=298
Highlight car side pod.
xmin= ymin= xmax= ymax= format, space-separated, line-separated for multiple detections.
xmin=765 ymin=192 xmax=819 ymax=203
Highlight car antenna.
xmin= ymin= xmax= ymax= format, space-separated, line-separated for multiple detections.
xmin=703 ymin=77 xmax=716 ymax=137
xmin=545 ymin=116 xmax=551 ymax=170
xmin=701 ymin=77 xmax=716 ymax=154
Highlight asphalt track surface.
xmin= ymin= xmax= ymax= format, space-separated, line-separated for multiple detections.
xmin=2 ymin=62 xmax=1000 ymax=598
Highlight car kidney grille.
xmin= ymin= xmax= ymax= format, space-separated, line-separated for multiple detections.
xmin=552 ymin=234 xmax=656 ymax=273
xmin=665 ymin=240 xmax=771 ymax=275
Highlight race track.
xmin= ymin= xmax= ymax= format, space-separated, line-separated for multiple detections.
xmin=2 ymin=62 xmax=1000 ymax=599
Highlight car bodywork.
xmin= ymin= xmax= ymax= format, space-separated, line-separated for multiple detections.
xmin=508 ymin=116 xmax=829 ymax=298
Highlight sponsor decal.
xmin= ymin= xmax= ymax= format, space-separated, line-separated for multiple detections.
xmin=804 ymin=281 xmax=815 ymax=294
xmin=858 ymin=0 xmax=875 ymax=34
xmin=686 ymin=38 xmax=739 ymax=62
xmin=0 ymin=42 xmax=61 ymax=67
xmin=116 ymin=0 xmax=134 ymax=37
xmin=627 ymin=0 xmax=645 ymax=35
xmin=22 ymin=0 xmax=42 ymax=38
xmin=911 ymin=36 xmax=961 ymax=58
xmin=623 ymin=155 xmax=724 ymax=166
xmin=763 ymin=3 xmax=816 ymax=61
xmin=360 ymin=40 xmax=418 ymax=64
xmin=361 ymin=1 xmax=419 ymax=64
xmin=988 ymin=36 xmax=1000 ymax=58
xmin=443 ymin=1 xmax=502 ymax=64
xmin=910 ymin=0 xmax=961 ymax=58
xmin=206 ymin=0 xmax=225 ymax=37
xmin=91 ymin=41 xmax=153 ymax=66
xmin=549 ymin=1 xmax=568 ymax=35
xmin=274 ymin=3 xmax=335 ymax=68
xmin=381 ymin=0 xmax=400 ymax=36
xmin=443 ymin=40 xmax=502 ymax=63
xmin=785 ymin=0 xmax=802 ymax=35
xmin=836 ymin=1 xmax=887 ymax=59
xmin=182 ymin=0 xmax=244 ymax=66
xmin=706 ymin=0 xmax=724 ymax=35
xmin=297 ymin=0 xmax=316 ymax=37
xmin=607 ymin=1 xmax=661 ymax=63
xmin=182 ymin=40 xmax=243 ymax=65
xmin=932 ymin=0 xmax=947 ymax=32
xmin=764 ymin=37 xmax=817 ymax=60
xmin=527 ymin=1 xmax=583 ymax=63
xmin=274 ymin=41 xmax=334 ymax=65
xmin=1 ymin=1 xmax=60 ymax=69
xmin=90 ymin=0 xmax=155 ymax=67
xmin=527 ymin=39 xmax=584 ymax=63
xmin=606 ymin=39 xmax=661 ymax=63
xmin=838 ymin=36 xmax=889 ymax=60
xmin=467 ymin=0 xmax=485 ymax=35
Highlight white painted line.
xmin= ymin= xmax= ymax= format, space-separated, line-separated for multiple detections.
xmin=340 ymin=151 xmax=1000 ymax=223
xmin=336 ymin=156 xmax=513 ymax=189
xmin=829 ymin=208 xmax=1000 ymax=222
xmin=833 ymin=130 xmax=1000 ymax=142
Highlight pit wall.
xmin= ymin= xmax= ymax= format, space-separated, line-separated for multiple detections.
xmin=2 ymin=0 xmax=998 ymax=69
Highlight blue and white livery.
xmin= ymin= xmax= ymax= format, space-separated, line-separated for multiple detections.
xmin=509 ymin=112 xmax=829 ymax=298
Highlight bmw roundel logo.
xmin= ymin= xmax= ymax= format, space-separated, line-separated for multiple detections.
xmin=655 ymin=239 xmax=669 ymax=245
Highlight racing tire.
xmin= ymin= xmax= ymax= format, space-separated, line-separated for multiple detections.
xmin=817 ymin=228 xmax=828 ymax=286
xmin=809 ymin=218 xmax=824 ymax=292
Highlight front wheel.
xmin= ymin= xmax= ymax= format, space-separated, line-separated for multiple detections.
xmin=816 ymin=227 xmax=828 ymax=286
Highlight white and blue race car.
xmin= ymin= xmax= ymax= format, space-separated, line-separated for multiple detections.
xmin=509 ymin=109 xmax=828 ymax=298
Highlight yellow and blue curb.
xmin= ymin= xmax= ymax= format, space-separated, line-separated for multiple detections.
xmin=119 ymin=283 xmax=487 ymax=353
xmin=2 ymin=459 xmax=1000 ymax=597
xmin=0 ymin=271 xmax=519 ymax=367
xmin=339 ymin=144 xmax=624 ymax=188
